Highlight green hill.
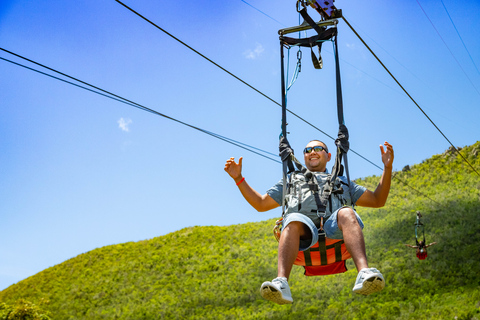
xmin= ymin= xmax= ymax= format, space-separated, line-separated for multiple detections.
xmin=1 ymin=142 xmax=480 ymax=320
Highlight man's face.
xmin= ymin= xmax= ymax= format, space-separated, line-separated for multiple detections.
xmin=303 ymin=141 xmax=331 ymax=172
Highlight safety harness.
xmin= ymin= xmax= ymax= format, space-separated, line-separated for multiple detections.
xmin=275 ymin=3 xmax=354 ymax=276
xmin=276 ymin=139 xmax=353 ymax=276
xmin=414 ymin=211 xmax=425 ymax=247
xmin=414 ymin=211 xmax=428 ymax=260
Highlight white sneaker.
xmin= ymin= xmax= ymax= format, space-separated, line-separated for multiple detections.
xmin=352 ymin=268 xmax=385 ymax=295
xmin=260 ymin=277 xmax=293 ymax=304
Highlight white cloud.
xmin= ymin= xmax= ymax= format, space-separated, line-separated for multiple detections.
xmin=118 ymin=118 xmax=132 ymax=132
xmin=244 ymin=43 xmax=265 ymax=60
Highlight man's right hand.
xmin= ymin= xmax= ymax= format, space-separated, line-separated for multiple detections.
xmin=224 ymin=156 xmax=279 ymax=212
xmin=224 ymin=157 xmax=243 ymax=183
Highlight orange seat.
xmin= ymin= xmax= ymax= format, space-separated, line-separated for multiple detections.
xmin=294 ymin=236 xmax=352 ymax=276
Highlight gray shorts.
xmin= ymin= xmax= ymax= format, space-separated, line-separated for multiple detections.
xmin=281 ymin=206 xmax=364 ymax=251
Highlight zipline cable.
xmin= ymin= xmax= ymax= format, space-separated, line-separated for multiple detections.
xmin=236 ymin=1 xmax=442 ymax=204
xmin=114 ymin=0 xmax=279 ymax=110
xmin=415 ymin=0 xmax=480 ymax=96
xmin=342 ymin=16 xmax=480 ymax=178
xmin=0 ymin=54 xmax=280 ymax=164
xmin=240 ymin=0 xmax=286 ymax=27
xmin=0 ymin=49 xmax=441 ymax=204
xmin=238 ymin=0 xmax=479 ymax=178
xmin=238 ymin=0 xmax=407 ymax=97
xmin=113 ymin=0 xmax=382 ymax=171
xmin=440 ymin=0 xmax=480 ymax=77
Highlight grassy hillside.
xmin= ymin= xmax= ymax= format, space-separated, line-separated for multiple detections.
xmin=1 ymin=142 xmax=480 ymax=319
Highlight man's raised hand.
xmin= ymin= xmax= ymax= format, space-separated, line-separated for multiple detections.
xmin=224 ymin=157 xmax=243 ymax=182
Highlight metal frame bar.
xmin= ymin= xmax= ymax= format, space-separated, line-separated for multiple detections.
xmin=278 ymin=19 xmax=338 ymax=35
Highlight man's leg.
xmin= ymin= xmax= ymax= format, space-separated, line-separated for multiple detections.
xmin=277 ymin=221 xmax=310 ymax=280
xmin=337 ymin=207 xmax=385 ymax=295
xmin=337 ymin=207 xmax=368 ymax=271
xmin=260 ymin=220 xmax=310 ymax=304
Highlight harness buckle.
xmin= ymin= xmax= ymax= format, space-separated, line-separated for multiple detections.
xmin=273 ymin=218 xmax=284 ymax=242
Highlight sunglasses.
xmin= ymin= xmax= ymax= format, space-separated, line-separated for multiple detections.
xmin=303 ymin=146 xmax=328 ymax=154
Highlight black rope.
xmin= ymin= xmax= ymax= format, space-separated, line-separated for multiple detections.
xmin=113 ymin=0 xmax=381 ymax=168
xmin=416 ymin=0 xmax=480 ymax=96
xmin=0 ymin=54 xmax=280 ymax=163
xmin=342 ymin=16 xmax=480 ymax=178
xmin=1 ymin=49 xmax=442 ymax=204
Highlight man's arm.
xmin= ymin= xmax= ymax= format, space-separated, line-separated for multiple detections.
xmin=425 ymin=242 xmax=437 ymax=248
xmin=224 ymin=157 xmax=280 ymax=212
xmin=356 ymin=142 xmax=394 ymax=208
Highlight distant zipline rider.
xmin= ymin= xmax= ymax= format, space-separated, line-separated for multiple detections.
xmin=225 ymin=1 xmax=394 ymax=305
xmin=405 ymin=211 xmax=437 ymax=260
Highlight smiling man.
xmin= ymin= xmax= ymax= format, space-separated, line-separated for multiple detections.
xmin=224 ymin=140 xmax=394 ymax=304
xmin=303 ymin=140 xmax=331 ymax=171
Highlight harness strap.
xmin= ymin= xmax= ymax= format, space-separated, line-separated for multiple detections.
xmin=333 ymin=240 xmax=344 ymax=262
xmin=299 ymin=7 xmax=325 ymax=34
xmin=279 ymin=9 xmax=354 ymax=218
xmin=299 ymin=235 xmax=347 ymax=266
xmin=318 ymin=233 xmax=328 ymax=265
xmin=415 ymin=222 xmax=425 ymax=246
xmin=414 ymin=211 xmax=425 ymax=246
xmin=281 ymin=29 xmax=336 ymax=47
xmin=280 ymin=7 xmax=337 ymax=70
xmin=299 ymin=7 xmax=324 ymax=69
xmin=331 ymin=31 xmax=354 ymax=203
xmin=281 ymin=28 xmax=336 ymax=70
xmin=276 ymin=6 xmax=353 ymax=278
xmin=305 ymin=172 xmax=327 ymax=215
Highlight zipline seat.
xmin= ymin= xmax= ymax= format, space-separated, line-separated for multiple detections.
xmin=274 ymin=217 xmax=352 ymax=276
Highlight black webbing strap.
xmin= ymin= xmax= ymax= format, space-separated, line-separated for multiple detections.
xmin=281 ymin=27 xmax=336 ymax=70
xmin=300 ymin=7 xmax=323 ymax=69
xmin=281 ymin=27 xmax=336 ymax=47
xmin=280 ymin=7 xmax=337 ymax=69
xmin=329 ymin=31 xmax=348 ymax=183
xmin=299 ymin=8 xmax=326 ymax=69
xmin=280 ymin=136 xmax=305 ymax=174
xmin=312 ymin=32 xmax=349 ymax=208
xmin=280 ymin=42 xmax=289 ymax=218
xmin=305 ymin=172 xmax=326 ymax=214
xmin=329 ymin=34 xmax=355 ymax=204
xmin=334 ymin=34 xmax=344 ymax=126
xmin=279 ymin=11 xmax=354 ymax=217
xmin=279 ymin=137 xmax=307 ymax=215
xmin=415 ymin=223 xmax=425 ymax=246
xmin=318 ymin=233 xmax=328 ymax=265
xmin=302 ymin=235 xmax=346 ymax=266
xmin=414 ymin=213 xmax=425 ymax=246
xmin=299 ymin=7 xmax=324 ymax=34
xmin=333 ymin=240 xmax=344 ymax=262
xmin=304 ymin=248 xmax=313 ymax=266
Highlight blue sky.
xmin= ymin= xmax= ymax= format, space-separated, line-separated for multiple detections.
xmin=1 ymin=0 xmax=479 ymax=290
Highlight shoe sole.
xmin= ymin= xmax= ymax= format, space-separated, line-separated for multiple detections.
xmin=260 ymin=283 xmax=293 ymax=305
xmin=353 ymin=276 xmax=385 ymax=296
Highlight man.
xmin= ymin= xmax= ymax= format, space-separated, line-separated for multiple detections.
xmin=224 ymin=140 xmax=394 ymax=304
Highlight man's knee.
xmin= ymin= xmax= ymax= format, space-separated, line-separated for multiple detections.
xmin=337 ymin=207 xmax=359 ymax=229
xmin=284 ymin=221 xmax=310 ymax=238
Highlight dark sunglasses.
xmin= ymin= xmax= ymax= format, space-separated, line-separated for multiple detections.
xmin=303 ymin=146 xmax=328 ymax=154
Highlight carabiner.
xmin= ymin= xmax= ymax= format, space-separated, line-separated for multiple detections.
xmin=296 ymin=0 xmax=306 ymax=13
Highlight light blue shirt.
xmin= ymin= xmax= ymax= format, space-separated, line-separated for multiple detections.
xmin=267 ymin=171 xmax=366 ymax=220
